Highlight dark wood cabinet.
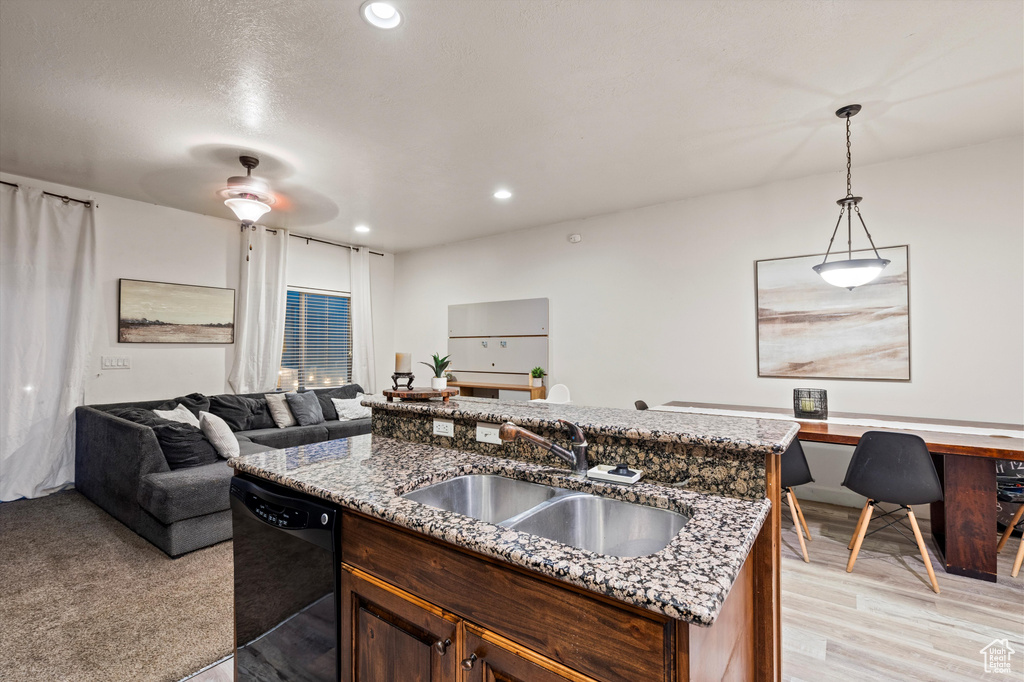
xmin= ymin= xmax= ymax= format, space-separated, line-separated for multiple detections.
xmin=462 ymin=623 xmax=595 ymax=682
xmin=342 ymin=568 xmax=459 ymax=682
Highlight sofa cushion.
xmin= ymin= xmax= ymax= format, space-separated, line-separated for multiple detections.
xmin=286 ymin=390 xmax=325 ymax=426
xmin=308 ymin=385 xmax=363 ymax=420
xmin=107 ymin=407 xmax=219 ymax=470
xmin=137 ymin=460 xmax=233 ymax=525
xmin=209 ymin=394 xmax=270 ymax=431
xmin=324 ymin=418 xmax=371 ymax=440
xmin=235 ymin=424 xmax=330 ymax=449
xmin=156 ymin=392 xmax=210 ymax=418
xmin=237 ymin=439 xmax=275 ymax=455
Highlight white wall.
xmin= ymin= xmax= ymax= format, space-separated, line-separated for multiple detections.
xmin=393 ymin=138 xmax=1024 ymax=511
xmin=0 ymin=171 xmax=395 ymax=403
xmin=394 ymin=138 xmax=1024 ymax=423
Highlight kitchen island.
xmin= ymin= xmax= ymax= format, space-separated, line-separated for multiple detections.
xmin=230 ymin=398 xmax=796 ymax=681
xmin=365 ymin=395 xmax=798 ymax=681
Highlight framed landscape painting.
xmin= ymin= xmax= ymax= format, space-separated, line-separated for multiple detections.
xmin=755 ymin=246 xmax=910 ymax=381
xmin=118 ymin=279 xmax=235 ymax=343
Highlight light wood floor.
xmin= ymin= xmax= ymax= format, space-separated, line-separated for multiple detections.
xmin=780 ymin=499 xmax=1023 ymax=681
xmin=185 ymin=500 xmax=1024 ymax=681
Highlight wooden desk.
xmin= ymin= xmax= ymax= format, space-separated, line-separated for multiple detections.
xmin=448 ymin=381 xmax=546 ymax=401
xmin=661 ymin=402 xmax=1024 ymax=582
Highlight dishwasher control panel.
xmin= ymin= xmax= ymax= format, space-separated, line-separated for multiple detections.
xmin=244 ymin=492 xmax=309 ymax=529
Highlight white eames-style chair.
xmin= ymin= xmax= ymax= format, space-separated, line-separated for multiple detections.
xmin=530 ymin=384 xmax=571 ymax=404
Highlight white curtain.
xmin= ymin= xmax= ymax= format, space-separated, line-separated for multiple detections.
xmin=228 ymin=225 xmax=288 ymax=394
xmin=1 ymin=185 xmax=96 ymax=501
xmin=350 ymin=247 xmax=376 ymax=393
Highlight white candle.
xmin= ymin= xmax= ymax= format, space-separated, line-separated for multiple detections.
xmin=395 ymin=352 xmax=412 ymax=373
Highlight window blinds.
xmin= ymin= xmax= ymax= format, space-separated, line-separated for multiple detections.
xmin=279 ymin=289 xmax=352 ymax=390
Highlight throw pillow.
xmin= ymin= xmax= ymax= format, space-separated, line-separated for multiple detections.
xmin=156 ymin=392 xmax=210 ymax=417
xmin=248 ymin=398 xmax=276 ymax=429
xmin=309 ymin=384 xmax=363 ymax=420
xmin=153 ymin=403 xmax=201 ymax=428
xmin=264 ymin=392 xmax=297 ymax=428
xmin=209 ymin=394 xmax=264 ymax=431
xmin=153 ymin=421 xmax=219 ymax=469
xmin=332 ymin=394 xmax=371 ymax=421
xmin=199 ymin=411 xmax=240 ymax=458
xmin=286 ymin=390 xmax=326 ymax=426
xmin=106 ymin=406 xmax=217 ymax=469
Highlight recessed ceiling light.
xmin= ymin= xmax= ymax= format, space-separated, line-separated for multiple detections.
xmin=493 ymin=189 xmax=512 ymax=200
xmin=361 ymin=1 xmax=402 ymax=29
xmin=355 ymin=224 xmax=371 ymax=233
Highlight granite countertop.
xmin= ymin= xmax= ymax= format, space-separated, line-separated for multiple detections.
xmin=363 ymin=394 xmax=799 ymax=453
xmin=228 ymin=434 xmax=771 ymax=626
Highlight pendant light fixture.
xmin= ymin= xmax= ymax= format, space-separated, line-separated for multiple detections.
xmin=219 ymin=155 xmax=274 ymax=225
xmin=812 ymin=105 xmax=890 ymax=290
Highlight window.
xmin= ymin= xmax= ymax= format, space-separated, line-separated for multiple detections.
xmin=279 ymin=288 xmax=351 ymax=390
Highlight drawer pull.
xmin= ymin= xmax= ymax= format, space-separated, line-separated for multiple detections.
xmin=460 ymin=653 xmax=478 ymax=670
xmin=434 ymin=638 xmax=451 ymax=655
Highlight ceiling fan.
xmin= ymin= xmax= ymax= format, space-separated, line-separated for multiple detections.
xmin=218 ymin=155 xmax=276 ymax=225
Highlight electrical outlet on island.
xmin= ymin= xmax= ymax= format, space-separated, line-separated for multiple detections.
xmin=433 ymin=418 xmax=454 ymax=438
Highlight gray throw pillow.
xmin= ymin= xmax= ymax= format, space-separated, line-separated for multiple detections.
xmin=285 ymin=390 xmax=325 ymax=426
xmin=310 ymin=385 xmax=363 ymax=420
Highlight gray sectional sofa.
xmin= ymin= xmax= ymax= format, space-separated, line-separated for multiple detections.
xmin=74 ymin=385 xmax=369 ymax=557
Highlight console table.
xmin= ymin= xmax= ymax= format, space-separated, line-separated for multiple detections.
xmin=449 ymin=381 xmax=546 ymax=401
xmin=655 ymin=402 xmax=1024 ymax=582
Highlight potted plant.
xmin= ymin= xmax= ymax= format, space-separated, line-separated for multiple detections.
xmin=421 ymin=353 xmax=452 ymax=390
xmin=530 ymin=367 xmax=545 ymax=387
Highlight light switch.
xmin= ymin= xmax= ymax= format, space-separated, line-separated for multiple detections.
xmin=101 ymin=356 xmax=131 ymax=370
xmin=476 ymin=422 xmax=502 ymax=445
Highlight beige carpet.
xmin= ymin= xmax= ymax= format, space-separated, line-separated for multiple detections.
xmin=0 ymin=490 xmax=233 ymax=681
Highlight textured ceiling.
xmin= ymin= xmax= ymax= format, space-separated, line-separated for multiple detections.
xmin=1 ymin=0 xmax=1020 ymax=252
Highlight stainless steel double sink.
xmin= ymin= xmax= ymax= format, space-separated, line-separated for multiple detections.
xmin=401 ymin=474 xmax=688 ymax=558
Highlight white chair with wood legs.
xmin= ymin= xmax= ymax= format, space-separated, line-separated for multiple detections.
xmin=842 ymin=431 xmax=943 ymax=594
xmin=781 ymin=439 xmax=814 ymax=562
xmin=996 ymin=502 xmax=1024 ymax=578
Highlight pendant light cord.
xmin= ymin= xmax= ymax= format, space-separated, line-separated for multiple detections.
xmin=846 ymin=114 xmax=853 ymax=197
xmin=820 ymin=109 xmax=883 ymax=263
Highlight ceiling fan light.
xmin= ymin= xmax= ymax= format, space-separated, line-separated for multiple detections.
xmin=812 ymin=258 xmax=890 ymax=290
xmin=225 ymin=197 xmax=272 ymax=225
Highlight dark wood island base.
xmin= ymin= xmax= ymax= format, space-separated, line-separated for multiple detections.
xmin=341 ymin=510 xmax=757 ymax=681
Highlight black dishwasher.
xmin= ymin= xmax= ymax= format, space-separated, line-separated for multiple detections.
xmin=230 ymin=475 xmax=339 ymax=681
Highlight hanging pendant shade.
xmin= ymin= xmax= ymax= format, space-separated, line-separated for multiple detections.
xmin=813 ymin=105 xmax=889 ymax=290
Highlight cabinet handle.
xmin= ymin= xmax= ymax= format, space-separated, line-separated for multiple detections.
xmin=434 ymin=638 xmax=451 ymax=655
xmin=460 ymin=653 xmax=478 ymax=670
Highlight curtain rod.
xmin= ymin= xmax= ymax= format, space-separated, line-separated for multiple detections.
xmin=0 ymin=180 xmax=95 ymax=207
xmin=250 ymin=225 xmax=384 ymax=257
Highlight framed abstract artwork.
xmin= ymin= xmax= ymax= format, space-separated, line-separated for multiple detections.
xmin=755 ymin=245 xmax=910 ymax=381
xmin=118 ymin=279 xmax=235 ymax=343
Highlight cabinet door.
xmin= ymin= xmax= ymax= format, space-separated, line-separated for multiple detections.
xmin=461 ymin=625 xmax=597 ymax=682
xmin=342 ymin=567 xmax=459 ymax=682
